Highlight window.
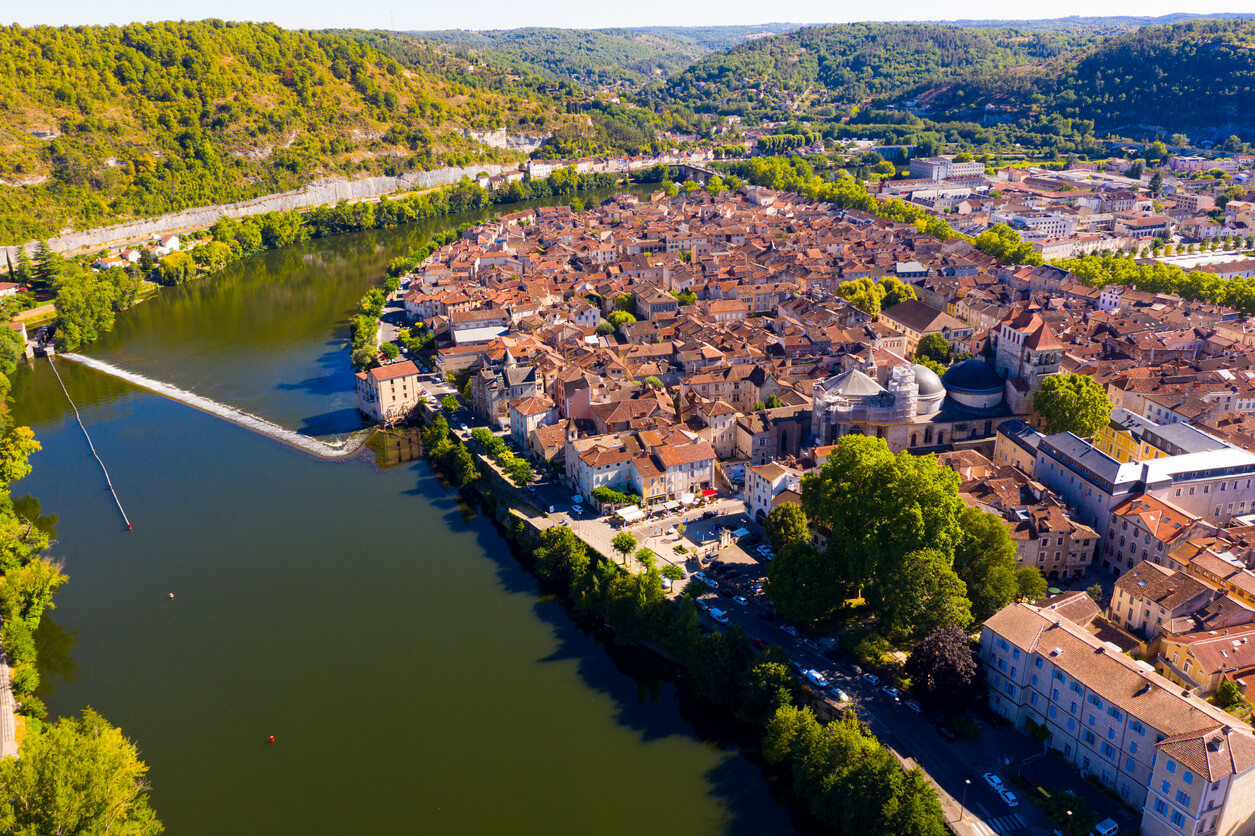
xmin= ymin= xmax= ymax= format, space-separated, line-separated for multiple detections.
xmin=1163 ymin=780 xmax=1171 ymax=794
xmin=1108 ymin=728 xmax=1116 ymax=741
xmin=1171 ymin=811 xmax=1185 ymax=828
xmin=1030 ymin=693 xmax=1038 ymax=707
xmin=1131 ymin=742 xmax=1138 ymax=755
xmin=1084 ymin=730 xmax=1096 ymax=744
xmin=1049 ymin=705 xmax=1058 ymax=719
xmin=1089 ymin=714 xmax=1097 ymax=727
xmin=1005 ymin=683 xmax=1016 ymax=697
xmin=1167 ymin=760 xmax=1177 ymax=774
xmin=1088 ymin=695 xmax=1104 ymax=708
xmin=1176 ymin=790 xmax=1190 ymax=807
xmin=1154 ymin=798 xmax=1168 ymax=816
xmin=1108 ymin=707 xmax=1123 ymax=721
xmin=1127 ymin=757 xmax=1137 ymax=772
xmin=1184 ymin=772 xmax=1193 ymax=785
xmin=1032 ymin=674 xmax=1039 ymax=687
xmin=1102 ymin=742 xmax=1116 ymax=758
xmin=1131 ymin=721 xmax=1145 ymax=735
xmin=1035 ymin=658 xmax=1043 ymax=669
xmin=1068 ymin=718 xmax=1076 ymax=731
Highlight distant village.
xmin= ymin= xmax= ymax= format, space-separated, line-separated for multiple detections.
xmin=350 ymin=168 xmax=1255 ymax=835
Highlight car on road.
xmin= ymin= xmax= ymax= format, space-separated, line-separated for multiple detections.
xmin=733 ymin=595 xmax=749 ymax=607
xmin=862 ymin=672 xmax=880 ymax=686
xmin=752 ymin=637 xmax=766 ymax=650
xmin=936 ymin=725 xmax=956 ymax=741
xmin=693 ymin=572 xmax=711 ymax=584
xmin=805 ymin=670 xmax=829 ymax=689
xmin=830 ymin=688 xmax=850 ymax=702
xmin=660 ymin=577 xmax=672 ymax=591
xmin=571 ymin=505 xmax=584 ymax=515
xmin=710 ymin=608 xmax=729 ymax=624
xmin=997 ymin=787 xmax=1018 ymax=808
xmin=904 ymin=699 xmax=921 ymax=713
xmin=701 ymin=510 xmax=717 ymax=520
xmin=694 ymin=599 xmax=709 ymax=612
xmin=802 ymin=638 xmax=823 ymax=653
xmin=790 ymin=660 xmax=805 ymax=675
xmin=983 ymin=773 xmax=1004 ymax=791
xmin=881 ymin=685 xmax=900 ymax=700
xmin=756 ymin=610 xmax=775 ymax=621
xmin=781 ymin=625 xmax=798 ymax=637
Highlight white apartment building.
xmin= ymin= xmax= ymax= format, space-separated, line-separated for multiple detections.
xmin=983 ymin=601 xmax=1255 ymax=836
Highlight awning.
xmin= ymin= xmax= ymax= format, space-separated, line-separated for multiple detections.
xmin=618 ymin=508 xmax=646 ymax=523
xmin=680 ymin=492 xmax=696 ymax=504
xmin=663 ymin=500 xmax=682 ymax=511
xmin=615 ymin=505 xmax=641 ymax=519
xmin=701 ymin=489 xmax=718 ymax=498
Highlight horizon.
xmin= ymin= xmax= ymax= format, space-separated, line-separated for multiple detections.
xmin=9 ymin=5 xmax=1255 ymax=33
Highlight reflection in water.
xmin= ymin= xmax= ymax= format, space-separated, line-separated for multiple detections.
xmin=34 ymin=613 xmax=80 ymax=694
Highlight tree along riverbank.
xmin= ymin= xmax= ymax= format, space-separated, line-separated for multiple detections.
xmin=411 ymin=408 xmax=948 ymax=836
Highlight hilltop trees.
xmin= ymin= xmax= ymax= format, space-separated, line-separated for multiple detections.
xmin=1033 ymin=373 xmax=1112 ymax=437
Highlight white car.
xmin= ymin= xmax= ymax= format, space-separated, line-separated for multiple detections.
xmin=660 ymin=576 xmax=672 ymax=590
xmin=805 ymin=669 xmax=829 ymax=689
xmin=984 ymin=773 xmax=1004 ymax=791
xmin=862 ymin=672 xmax=879 ymax=686
xmin=781 ymin=625 xmax=798 ymax=637
xmin=997 ymin=787 xmax=1018 ymax=808
xmin=710 ymin=608 xmax=729 ymax=624
xmin=571 ymin=505 xmax=584 ymax=515
xmin=733 ymin=595 xmax=750 ymax=607
xmin=830 ymin=688 xmax=850 ymax=702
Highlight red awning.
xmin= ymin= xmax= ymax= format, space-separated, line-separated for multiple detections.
xmin=701 ymin=489 xmax=718 ymax=498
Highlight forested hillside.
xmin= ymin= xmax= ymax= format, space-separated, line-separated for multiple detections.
xmin=412 ymin=28 xmax=709 ymax=87
xmin=945 ymin=19 xmax=1255 ymax=136
xmin=412 ymin=25 xmax=804 ymax=88
xmin=0 ymin=21 xmax=580 ymax=241
xmin=651 ymin=23 xmax=1096 ymax=118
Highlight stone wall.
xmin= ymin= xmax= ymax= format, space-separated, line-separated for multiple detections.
xmin=0 ymin=163 xmax=512 ymax=260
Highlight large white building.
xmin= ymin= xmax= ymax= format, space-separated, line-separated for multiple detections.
xmin=354 ymin=360 xmax=423 ymax=423
xmin=983 ymin=600 xmax=1255 ymax=836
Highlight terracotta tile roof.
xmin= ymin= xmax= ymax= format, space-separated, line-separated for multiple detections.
xmin=368 ymin=360 xmax=420 ymax=382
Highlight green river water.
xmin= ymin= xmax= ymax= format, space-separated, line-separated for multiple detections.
xmin=9 ymin=195 xmax=801 ymax=835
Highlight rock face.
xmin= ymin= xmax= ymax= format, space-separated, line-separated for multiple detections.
xmin=0 ymin=163 xmax=515 ymax=258
xmin=465 ymin=128 xmax=551 ymax=153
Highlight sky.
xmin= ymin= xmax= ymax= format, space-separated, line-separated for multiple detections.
xmin=9 ymin=1 xmax=1255 ymax=32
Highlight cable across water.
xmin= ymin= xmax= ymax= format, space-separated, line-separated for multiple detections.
xmin=46 ymin=355 xmax=133 ymax=531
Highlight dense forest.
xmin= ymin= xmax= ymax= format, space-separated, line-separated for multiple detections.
xmin=651 ymin=23 xmax=1098 ymax=118
xmin=0 ymin=21 xmax=583 ymax=241
xmin=926 ymin=20 xmax=1255 ymax=137
xmin=412 ymin=25 xmax=803 ymax=88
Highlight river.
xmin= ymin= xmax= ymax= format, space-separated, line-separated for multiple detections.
xmin=9 ymin=193 xmax=801 ymax=835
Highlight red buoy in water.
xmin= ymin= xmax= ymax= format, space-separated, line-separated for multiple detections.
xmin=268 ymin=735 xmax=275 ymax=744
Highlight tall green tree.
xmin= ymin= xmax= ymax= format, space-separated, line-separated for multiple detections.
xmin=1033 ymin=373 xmax=1112 ymax=437
xmin=914 ymin=333 xmax=950 ymax=365
xmin=952 ymin=506 xmax=1020 ymax=623
xmin=0 ymin=708 xmax=164 ymax=836
xmin=31 ymin=241 xmax=62 ymax=292
xmin=764 ymin=503 xmax=809 ymax=551
xmin=611 ymin=531 xmax=637 ymax=564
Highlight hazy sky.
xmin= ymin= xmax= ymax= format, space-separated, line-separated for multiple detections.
xmin=9 ymin=2 xmax=1255 ymax=32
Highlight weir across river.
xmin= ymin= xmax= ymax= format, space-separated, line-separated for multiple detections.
xmin=60 ymin=353 xmax=373 ymax=460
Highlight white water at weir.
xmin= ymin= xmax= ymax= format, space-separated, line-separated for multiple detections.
xmin=60 ymin=354 xmax=373 ymax=460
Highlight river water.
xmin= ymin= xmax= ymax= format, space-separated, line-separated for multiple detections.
xmin=10 ymin=195 xmax=799 ymax=835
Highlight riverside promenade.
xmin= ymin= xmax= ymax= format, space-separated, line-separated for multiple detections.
xmin=0 ymin=650 xmax=17 ymax=759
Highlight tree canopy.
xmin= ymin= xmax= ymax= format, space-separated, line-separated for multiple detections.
xmin=1033 ymin=373 xmax=1112 ymax=437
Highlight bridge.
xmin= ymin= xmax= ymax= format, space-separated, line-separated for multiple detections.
xmin=673 ymin=163 xmax=718 ymax=184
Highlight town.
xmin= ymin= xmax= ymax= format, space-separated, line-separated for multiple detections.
xmin=354 ymin=157 xmax=1255 ymax=836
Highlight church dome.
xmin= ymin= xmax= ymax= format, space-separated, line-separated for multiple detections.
xmin=911 ymin=364 xmax=945 ymax=397
xmin=942 ymin=359 xmax=1004 ymax=411
xmin=942 ymin=359 xmax=1003 ymax=394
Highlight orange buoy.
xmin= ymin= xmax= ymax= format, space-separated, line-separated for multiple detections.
xmin=269 ymin=735 xmax=276 ymax=744
xmin=168 ymin=593 xmax=174 ymax=600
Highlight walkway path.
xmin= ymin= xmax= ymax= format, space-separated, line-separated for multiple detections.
xmin=0 ymin=650 xmax=17 ymax=759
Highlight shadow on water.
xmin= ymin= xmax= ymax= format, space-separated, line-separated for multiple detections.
xmin=34 ymin=613 xmax=81 ymax=696
xmin=383 ymin=436 xmax=816 ymax=835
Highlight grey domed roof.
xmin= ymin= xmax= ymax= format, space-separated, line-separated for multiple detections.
xmin=821 ymin=369 xmax=884 ymax=398
xmin=911 ymin=364 xmax=945 ymax=397
xmin=942 ymin=359 xmax=1004 ymax=393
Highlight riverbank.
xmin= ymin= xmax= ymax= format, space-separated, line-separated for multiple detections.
xmin=408 ymin=404 xmax=949 ymax=836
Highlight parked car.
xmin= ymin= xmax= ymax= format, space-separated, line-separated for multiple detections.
xmin=571 ymin=505 xmax=584 ymax=515
xmin=701 ymin=510 xmax=717 ymax=520
xmin=997 ymin=787 xmax=1018 ymax=808
xmin=936 ymin=725 xmax=956 ymax=741
xmin=862 ymin=673 xmax=880 ymax=686
xmin=660 ymin=577 xmax=672 ymax=591
xmin=983 ymin=773 xmax=1004 ymax=791
xmin=802 ymin=638 xmax=823 ymax=653
xmin=904 ymin=699 xmax=922 ymax=714
xmin=881 ymin=685 xmax=900 ymax=700
xmin=733 ymin=595 xmax=750 ymax=607
xmin=790 ymin=660 xmax=805 ymax=674
xmin=710 ymin=608 xmax=729 ymax=624
xmin=781 ymin=625 xmax=799 ymax=637
xmin=693 ymin=572 xmax=711 ymax=584
xmin=830 ymin=688 xmax=850 ymax=702
xmin=752 ymin=637 xmax=766 ymax=650
xmin=805 ymin=669 xmax=829 ymax=689
xmin=694 ymin=599 xmax=709 ymax=612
